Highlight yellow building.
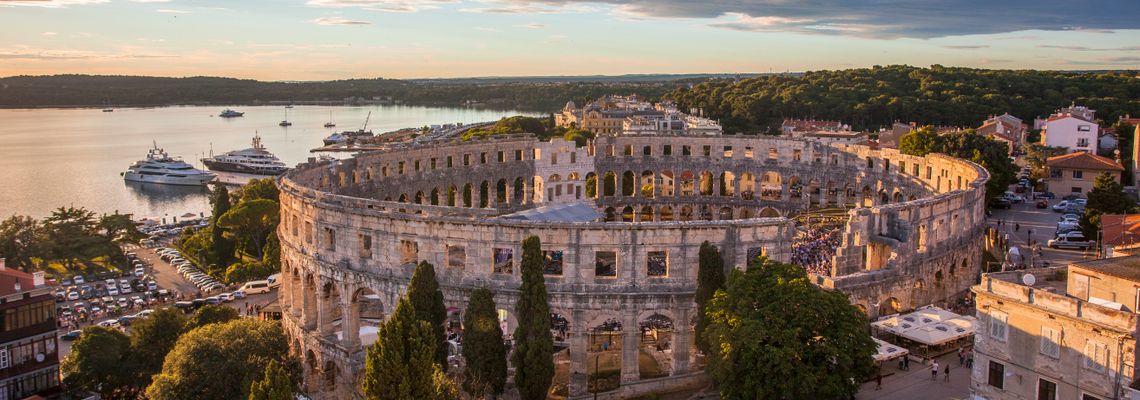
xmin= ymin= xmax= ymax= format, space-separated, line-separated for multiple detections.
xmin=1045 ymin=152 xmax=1123 ymax=196
xmin=971 ymin=258 xmax=1140 ymax=400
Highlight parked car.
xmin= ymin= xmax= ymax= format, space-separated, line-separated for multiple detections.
xmin=218 ymin=293 xmax=233 ymax=302
xmin=1052 ymin=201 xmax=1071 ymax=212
xmin=1002 ymin=191 xmax=1025 ymax=203
xmin=1048 ymin=235 xmax=1094 ymax=250
xmin=73 ymin=275 xmax=85 ymax=285
xmin=989 ymin=198 xmax=1012 ymax=209
xmin=240 ymin=280 xmax=272 ymax=294
xmin=1060 ymin=214 xmax=1081 ymax=223
xmin=61 ymin=330 xmax=82 ymax=341
xmin=231 ymin=290 xmax=246 ymax=299
xmin=1036 ymin=200 xmax=1048 ymax=209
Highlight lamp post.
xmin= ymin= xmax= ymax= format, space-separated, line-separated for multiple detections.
xmin=593 ymin=353 xmax=600 ymax=400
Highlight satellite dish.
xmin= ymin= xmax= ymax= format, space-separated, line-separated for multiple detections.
xmin=1023 ymin=273 xmax=1037 ymax=287
xmin=34 ymin=353 xmax=44 ymax=363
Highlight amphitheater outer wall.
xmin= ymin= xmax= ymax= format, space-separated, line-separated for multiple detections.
xmin=277 ymin=134 xmax=989 ymax=399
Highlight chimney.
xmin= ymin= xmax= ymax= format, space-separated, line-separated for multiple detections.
xmin=0 ymin=258 xmax=5 ymax=270
xmin=13 ymin=281 xmax=20 ymax=293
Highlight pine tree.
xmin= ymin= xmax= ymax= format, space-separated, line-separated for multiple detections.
xmin=362 ymin=297 xmax=439 ymax=400
xmin=209 ymin=184 xmax=235 ymax=268
xmin=511 ymin=236 xmax=554 ymax=400
xmin=461 ymin=288 xmax=507 ymax=398
xmin=694 ymin=241 xmax=726 ymax=354
xmin=1080 ymin=172 xmax=1138 ymax=238
xmin=407 ymin=261 xmax=449 ymax=371
xmin=248 ymin=360 xmax=292 ymax=400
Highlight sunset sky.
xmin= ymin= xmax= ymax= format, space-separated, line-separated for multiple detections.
xmin=2 ymin=0 xmax=1139 ymax=80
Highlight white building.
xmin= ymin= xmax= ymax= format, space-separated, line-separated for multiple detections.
xmin=1042 ymin=114 xmax=1099 ymax=153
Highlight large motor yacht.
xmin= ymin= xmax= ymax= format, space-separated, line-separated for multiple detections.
xmin=219 ymin=109 xmax=244 ymax=118
xmin=201 ymin=133 xmax=289 ymax=175
xmin=122 ymin=143 xmax=216 ymax=186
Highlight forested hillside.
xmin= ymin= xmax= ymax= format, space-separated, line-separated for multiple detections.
xmin=668 ymin=65 xmax=1140 ymax=134
xmin=0 ymin=74 xmax=681 ymax=111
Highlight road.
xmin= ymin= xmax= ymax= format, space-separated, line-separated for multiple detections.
xmin=987 ymin=195 xmax=1095 ymax=268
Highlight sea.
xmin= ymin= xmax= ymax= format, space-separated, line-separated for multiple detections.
xmin=0 ymin=105 xmax=539 ymax=220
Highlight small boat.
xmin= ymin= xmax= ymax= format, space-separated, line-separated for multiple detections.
xmin=324 ymin=110 xmax=336 ymax=128
xmin=285 ymin=105 xmax=294 ymax=109
xmin=219 ymin=109 xmax=244 ymax=118
xmin=102 ymin=108 xmax=114 ymax=112
xmin=102 ymin=99 xmax=113 ymax=112
xmin=322 ymin=111 xmax=373 ymax=145
xmin=279 ymin=107 xmax=291 ymax=127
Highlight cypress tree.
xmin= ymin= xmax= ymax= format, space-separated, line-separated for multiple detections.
xmin=362 ymin=297 xmax=437 ymax=400
xmin=208 ymin=184 xmax=235 ymax=268
xmin=511 ymin=236 xmax=554 ymax=400
xmin=694 ymin=241 xmax=726 ymax=354
xmin=461 ymin=288 xmax=507 ymax=398
xmin=407 ymin=261 xmax=449 ymax=371
xmin=248 ymin=360 xmax=292 ymax=400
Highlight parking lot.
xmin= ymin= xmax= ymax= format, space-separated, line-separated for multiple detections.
xmin=56 ymin=245 xmax=277 ymax=359
xmin=989 ymin=192 xmax=1096 ymax=269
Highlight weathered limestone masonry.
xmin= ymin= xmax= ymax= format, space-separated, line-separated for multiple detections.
xmin=277 ymin=133 xmax=988 ymax=399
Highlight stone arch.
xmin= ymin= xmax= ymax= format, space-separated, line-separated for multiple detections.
xmin=641 ymin=170 xmax=655 ymax=198
xmin=679 ymin=170 xmax=695 ymax=196
xmin=808 ymin=178 xmax=823 ymax=206
xmin=758 ymin=207 xmax=780 ymax=218
xmin=514 ymin=177 xmax=526 ymax=204
xmin=660 ymin=205 xmax=674 ymax=221
xmin=349 ymin=287 xmax=385 ymax=350
xmin=320 ymin=280 xmax=343 ymax=333
xmin=622 ymin=171 xmax=636 ymax=196
xmin=430 ymin=188 xmax=440 ymax=206
xmin=446 ymin=185 xmax=457 ymax=207
xmin=302 ymin=273 xmax=318 ymax=326
xmin=622 ymin=206 xmax=635 ymax=222
xmin=740 ymin=172 xmax=756 ymax=199
xmin=639 ymin=205 xmax=654 ymax=222
xmin=414 ymin=191 xmax=425 ymax=205
xmin=680 ymin=205 xmax=693 ymax=221
xmin=739 ymin=208 xmax=755 ymax=218
xmin=584 ymin=172 xmax=598 ymax=198
xmin=398 ymin=193 xmax=408 ymax=203
xmin=861 ymin=185 xmax=873 ymax=207
xmin=496 ymin=178 xmax=509 ymax=204
xmin=761 ymin=171 xmax=781 ymax=200
xmin=698 ymin=171 xmax=714 ymax=196
xmin=699 ymin=205 xmax=713 ymax=221
xmin=462 ymin=183 xmax=473 ymax=207
xmin=604 ymin=207 xmax=617 ymax=222
xmin=479 ymin=181 xmax=490 ymax=208
xmin=854 ymin=304 xmax=868 ymax=316
xmin=660 ymin=170 xmax=675 ymax=196
xmin=323 ymin=360 xmax=337 ymax=391
xmin=845 ymin=184 xmax=858 ymax=205
xmin=603 ymin=171 xmax=617 ymax=197
xmin=533 ymin=176 xmax=545 ymax=203
xmin=893 ymin=190 xmax=904 ymax=203
xmin=718 ymin=207 xmax=733 ymax=220
xmin=878 ymin=189 xmax=889 ymax=205
xmin=878 ymin=297 xmax=901 ymax=316
xmin=787 ymin=176 xmax=803 ymax=199
xmin=720 ymin=171 xmax=736 ymax=196
xmin=638 ymin=312 xmax=676 ymax=379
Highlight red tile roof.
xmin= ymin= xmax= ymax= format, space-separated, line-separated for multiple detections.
xmin=1046 ymin=152 xmax=1124 ymax=171
xmin=0 ymin=264 xmax=38 ymax=297
xmin=1101 ymin=214 xmax=1140 ymax=246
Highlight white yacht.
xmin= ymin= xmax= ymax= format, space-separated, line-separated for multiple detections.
xmin=123 ymin=143 xmax=215 ymax=186
xmin=201 ymin=133 xmax=289 ymax=175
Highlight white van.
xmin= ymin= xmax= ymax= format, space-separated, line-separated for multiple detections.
xmin=266 ymin=273 xmax=281 ymax=289
xmin=240 ymin=280 xmax=271 ymax=294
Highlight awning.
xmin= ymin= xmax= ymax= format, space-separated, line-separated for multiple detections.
xmin=873 ymin=337 xmax=909 ymax=362
xmin=871 ymin=306 xmax=977 ymax=346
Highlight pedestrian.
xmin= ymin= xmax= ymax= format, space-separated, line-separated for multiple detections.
xmin=967 ymin=351 xmax=974 ymax=368
xmin=899 ymin=358 xmax=905 ymax=370
xmin=944 ymin=364 xmax=950 ymax=382
xmin=958 ymin=348 xmax=965 ymax=366
xmin=876 ymin=371 xmax=882 ymax=390
xmin=1015 ymin=223 xmax=1020 ymax=232
xmin=904 ymin=355 xmax=910 ymax=370
xmin=931 ymin=361 xmax=939 ymax=381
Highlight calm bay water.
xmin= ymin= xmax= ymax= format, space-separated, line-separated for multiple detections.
xmin=0 ymin=105 xmax=538 ymax=219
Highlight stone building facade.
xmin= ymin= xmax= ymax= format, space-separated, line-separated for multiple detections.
xmin=277 ymin=133 xmax=988 ymax=399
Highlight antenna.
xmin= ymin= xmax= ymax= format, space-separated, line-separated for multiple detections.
xmin=1022 ymin=273 xmax=1036 ymax=287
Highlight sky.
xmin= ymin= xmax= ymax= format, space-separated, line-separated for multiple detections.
xmin=1 ymin=0 xmax=1139 ymax=80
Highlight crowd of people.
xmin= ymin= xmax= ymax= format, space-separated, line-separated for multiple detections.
xmin=791 ymin=226 xmax=842 ymax=276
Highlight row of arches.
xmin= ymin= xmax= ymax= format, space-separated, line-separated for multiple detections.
xmin=601 ymin=204 xmax=783 ymax=222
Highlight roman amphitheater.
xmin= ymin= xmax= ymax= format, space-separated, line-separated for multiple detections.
xmin=277 ymin=133 xmax=989 ymax=399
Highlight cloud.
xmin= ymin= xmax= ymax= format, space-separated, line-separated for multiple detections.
xmin=518 ymin=23 xmax=544 ymax=29
xmin=942 ymin=45 xmax=989 ymax=49
xmin=42 ymin=32 xmax=57 ymax=37
xmin=156 ymin=8 xmax=190 ymax=13
xmin=312 ymin=16 xmax=371 ymax=25
xmin=129 ymin=0 xmax=171 ymax=2
xmin=305 ymin=0 xmax=454 ymax=13
xmin=0 ymin=0 xmax=108 ymax=7
xmin=1038 ymin=44 xmax=1140 ymax=51
xmin=0 ymin=48 xmax=178 ymax=60
xmin=473 ymin=0 xmax=1140 ymax=39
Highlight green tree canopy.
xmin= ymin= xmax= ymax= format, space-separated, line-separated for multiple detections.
xmin=898 ymin=127 xmax=1016 ymax=201
xmin=43 ymin=206 xmax=118 ymax=268
xmin=240 ymin=178 xmax=281 ymax=204
xmin=248 ymin=360 xmax=294 ymax=400
xmin=99 ymin=213 xmax=144 ymax=243
xmin=225 ymin=260 xmax=277 ymax=284
xmin=704 ymin=257 xmax=876 ymax=399
xmin=0 ymin=215 xmax=49 ymax=270
xmin=363 ymin=297 xmax=452 ymax=400
xmin=408 ymin=261 xmax=449 ymax=370
xmin=146 ymin=319 xmax=291 ymax=400
xmin=186 ymin=304 xmax=240 ymax=330
xmin=209 ymin=184 xmax=236 ymax=268
xmin=262 ymin=232 xmax=281 ymax=268
xmin=61 ymin=326 xmax=139 ymax=399
xmin=217 ymin=198 xmax=280 ymax=259
xmin=1081 ymin=172 xmax=1139 ymax=238
xmin=511 ymin=236 xmax=554 ymax=400
xmin=461 ymin=288 xmax=508 ymax=398
xmin=898 ymin=126 xmax=942 ymax=157
xmin=130 ymin=307 xmax=187 ymax=386
xmin=694 ymin=241 xmax=726 ymax=354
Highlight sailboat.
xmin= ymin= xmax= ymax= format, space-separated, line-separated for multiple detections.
xmin=324 ymin=110 xmax=336 ymax=128
xmin=102 ymin=99 xmax=114 ymax=112
xmin=278 ymin=107 xmax=292 ymax=127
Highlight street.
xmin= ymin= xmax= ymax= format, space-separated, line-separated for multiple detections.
xmin=987 ymin=195 xmax=1095 ymax=269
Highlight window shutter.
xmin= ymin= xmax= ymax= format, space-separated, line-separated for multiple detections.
xmin=0 ymin=348 xmax=8 ymax=369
